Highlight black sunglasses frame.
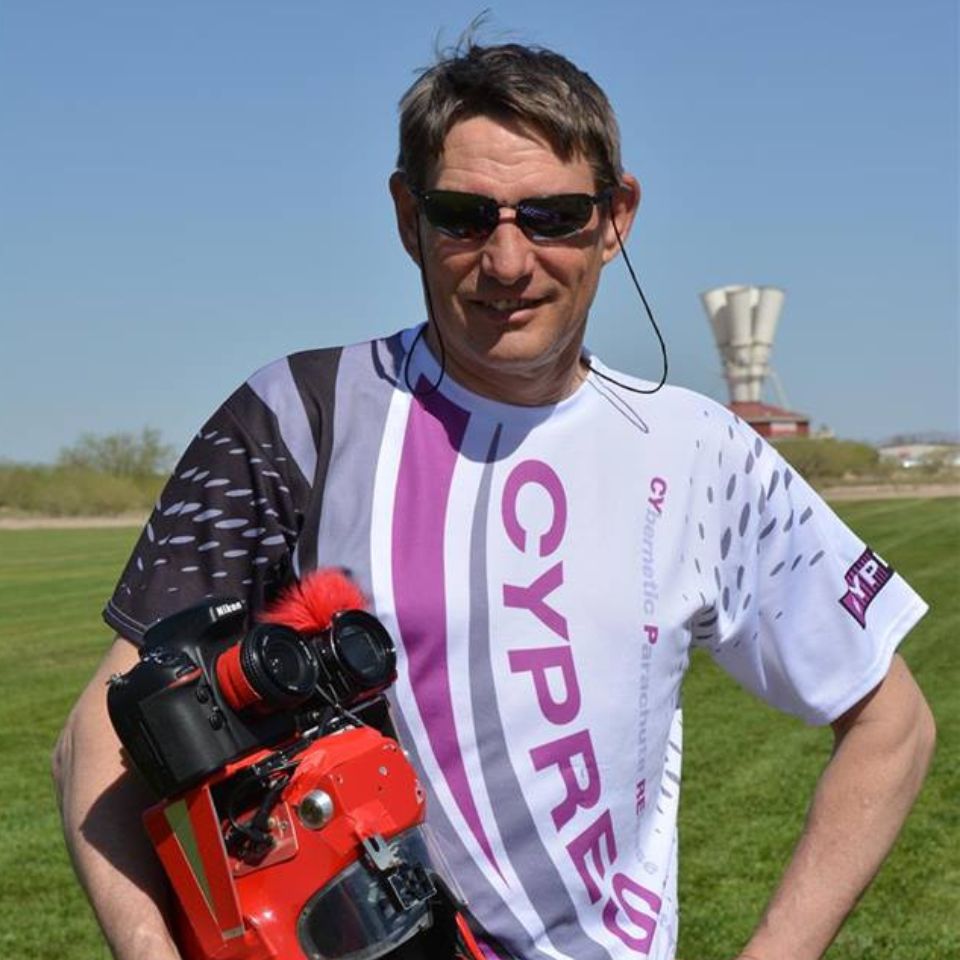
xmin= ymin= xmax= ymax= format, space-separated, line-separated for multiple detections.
xmin=411 ymin=187 xmax=613 ymax=242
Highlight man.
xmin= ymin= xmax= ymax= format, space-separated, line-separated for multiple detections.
xmin=53 ymin=41 xmax=935 ymax=960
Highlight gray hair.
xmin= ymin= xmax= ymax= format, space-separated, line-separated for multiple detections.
xmin=397 ymin=42 xmax=623 ymax=192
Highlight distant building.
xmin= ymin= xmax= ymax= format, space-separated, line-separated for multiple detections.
xmin=878 ymin=443 xmax=960 ymax=468
xmin=700 ymin=285 xmax=815 ymax=440
xmin=729 ymin=401 xmax=810 ymax=439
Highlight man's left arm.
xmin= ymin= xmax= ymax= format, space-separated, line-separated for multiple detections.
xmin=737 ymin=654 xmax=936 ymax=960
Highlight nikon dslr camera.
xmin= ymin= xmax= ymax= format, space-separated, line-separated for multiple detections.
xmin=107 ymin=591 xmax=394 ymax=798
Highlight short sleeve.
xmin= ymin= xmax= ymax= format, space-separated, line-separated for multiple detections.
xmin=104 ymin=373 xmax=314 ymax=643
xmin=689 ymin=415 xmax=928 ymax=725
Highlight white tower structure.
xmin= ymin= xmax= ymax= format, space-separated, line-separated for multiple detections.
xmin=700 ymin=285 xmax=787 ymax=406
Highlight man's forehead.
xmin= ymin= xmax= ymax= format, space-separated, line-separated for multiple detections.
xmin=426 ymin=114 xmax=596 ymax=192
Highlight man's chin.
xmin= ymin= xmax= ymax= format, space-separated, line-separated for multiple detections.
xmin=445 ymin=341 xmax=583 ymax=397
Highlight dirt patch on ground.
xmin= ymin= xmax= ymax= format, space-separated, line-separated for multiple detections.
xmin=1 ymin=484 xmax=957 ymax=530
xmin=816 ymin=482 xmax=960 ymax=502
xmin=0 ymin=512 xmax=148 ymax=530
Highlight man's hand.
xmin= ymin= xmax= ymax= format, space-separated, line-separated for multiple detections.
xmin=738 ymin=654 xmax=935 ymax=960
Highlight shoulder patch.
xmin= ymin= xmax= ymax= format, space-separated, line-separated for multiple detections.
xmin=839 ymin=548 xmax=893 ymax=627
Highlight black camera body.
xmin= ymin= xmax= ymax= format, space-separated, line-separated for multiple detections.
xmin=107 ymin=596 xmax=395 ymax=798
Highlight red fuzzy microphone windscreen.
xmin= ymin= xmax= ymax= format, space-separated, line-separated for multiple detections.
xmin=259 ymin=569 xmax=367 ymax=634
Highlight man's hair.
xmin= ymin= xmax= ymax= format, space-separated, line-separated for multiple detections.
xmin=397 ymin=42 xmax=623 ymax=192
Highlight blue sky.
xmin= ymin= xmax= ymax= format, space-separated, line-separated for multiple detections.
xmin=2 ymin=0 xmax=957 ymax=463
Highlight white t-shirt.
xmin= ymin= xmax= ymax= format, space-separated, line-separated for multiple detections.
xmin=107 ymin=327 xmax=928 ymax=960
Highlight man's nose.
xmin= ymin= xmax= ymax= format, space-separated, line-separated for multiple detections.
xmin=480 ymin=215 xmax=535 ymax=285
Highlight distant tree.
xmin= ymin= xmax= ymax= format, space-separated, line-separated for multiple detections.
xmin=57 ymin=427 xmax=175 ymax=478
xmin=774 ymin=438 xmax=880 ymax=481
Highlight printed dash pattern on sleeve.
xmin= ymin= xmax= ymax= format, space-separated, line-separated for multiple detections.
xmin=104 ymin=376 xmax=314 ymax=643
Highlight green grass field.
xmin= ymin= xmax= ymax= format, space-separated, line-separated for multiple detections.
xmin=1 ymin=500 xmax=957 ymax=959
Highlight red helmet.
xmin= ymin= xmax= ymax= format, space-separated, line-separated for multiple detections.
xmin=144 ymin=726 xmax=497 ymax=960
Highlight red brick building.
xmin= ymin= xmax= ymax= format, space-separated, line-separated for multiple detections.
xmin=729 ymin=401 xmax=810 ymax=439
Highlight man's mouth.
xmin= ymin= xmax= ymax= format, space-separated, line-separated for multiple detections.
xmin=477 ymin=297 xmax=544 ymax=314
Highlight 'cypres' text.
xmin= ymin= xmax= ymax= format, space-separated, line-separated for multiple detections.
xmin=501 ymin=459 xmax=661 ymax=954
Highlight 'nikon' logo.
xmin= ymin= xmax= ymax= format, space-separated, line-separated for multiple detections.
xmin=213 ymin=601 xmax=244 ymax=618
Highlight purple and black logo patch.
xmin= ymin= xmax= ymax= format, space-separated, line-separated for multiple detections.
xmin=839 ymin=548 xmax=893 ymax=627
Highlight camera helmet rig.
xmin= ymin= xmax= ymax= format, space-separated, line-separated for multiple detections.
xmin=108 ymin=570 xmax=500 ymax=960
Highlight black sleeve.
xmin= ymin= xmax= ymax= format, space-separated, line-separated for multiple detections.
xmin=104 ymin=382 xmax=313 ymax=643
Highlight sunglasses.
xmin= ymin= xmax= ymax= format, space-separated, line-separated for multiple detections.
xmin=412 ymin=188 xmax=612 ymax=242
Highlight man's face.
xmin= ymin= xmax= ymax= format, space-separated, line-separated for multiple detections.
xmin=391 ymin=114 xmax=638 ymax=404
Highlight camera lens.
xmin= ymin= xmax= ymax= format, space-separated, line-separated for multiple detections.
xmin=216 ymin=624 xmax=319 ymax=713
xmin=257 ymin=629 xmax=317 ymax=694
xmin=338 ymin=623 xmax=389 ymax=683
xmin=328 ymin=610 xmax=396 ymax=696
xmin=244 ymin=625 xmax=318 ymax=705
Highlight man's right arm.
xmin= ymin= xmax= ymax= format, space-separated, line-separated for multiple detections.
xmin=52 ymin=637 xmax=182 ymax=960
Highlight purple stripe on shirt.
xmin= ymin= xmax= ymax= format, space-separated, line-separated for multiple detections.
xmin=478 ymin=940 xmax=506 ymax=959
xmin=392 ymin=380 xmax=504 ymax=879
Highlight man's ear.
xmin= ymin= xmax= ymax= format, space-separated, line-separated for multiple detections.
xmin=389 ymin=171 xmax=421 ymax=265
xmin=601 ymin=173 xmax=641 ymax=265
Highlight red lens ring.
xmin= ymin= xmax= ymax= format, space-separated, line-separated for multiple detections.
xmin=215 ymin=644 xmax=262 ymax=713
